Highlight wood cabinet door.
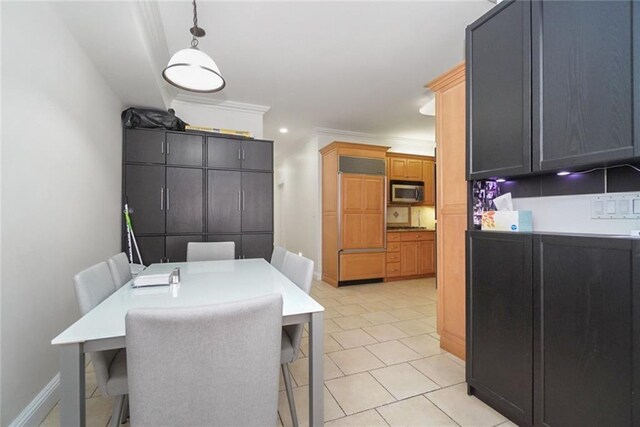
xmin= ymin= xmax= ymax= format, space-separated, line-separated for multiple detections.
xmin=241 ymin=233 xmax=273 ymax=261
xmin=166 ymin=235 xmax=202 ymax=263
xmin=166 ymin=167 xmax=203 ymax=234
xmin=467 ymin=0 xmax=531 ymax=179
xmin=207 ymin=170 xmax=241 ymax=233
xmin=532 ymin=0 xmax=635 ymax=171
xmin=389 ymin=158 xmax=407 ymax=180
xmin=418 ymin=240 xmax=435 ymax=274
xmin=535 ymin=235 xmax=636 ymax=426
xmin=242 ymin=140 xmax=273 ymax=171
xmin=339 ymin=252 xmax=386 ymax=281
xmin=468 ymin=231 xmax=533 ymax=425
xmin=207 ymin=137 xmax=241 ymax=169
xmin=241 ymin=172 xmax=273 ymax=232
xmin=422 ymin=160 xmax=435 ymax=206
xmin=341 ymin=174 xmax=384 ymax=249
xmin=125 ymin=129 xmax=165 ymax=164
xmin=125 ymin=165 xmax=165 ymax=234
xmin=406 ymin=159 xmax=423 ymax=180
xmin=166 ymin=133 xmax=203 ymax=166
xmin=400 ymin=242 xmax=419 ymax=276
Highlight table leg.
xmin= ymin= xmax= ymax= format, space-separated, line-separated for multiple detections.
xmin=308 ymin=311 xmax=324 ymax=427
xmin=59 ymin=343 xmax=85 ymax=427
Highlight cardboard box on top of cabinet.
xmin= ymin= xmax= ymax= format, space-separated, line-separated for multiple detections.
xmin=481 ymin=210 xmax=533 ymax=232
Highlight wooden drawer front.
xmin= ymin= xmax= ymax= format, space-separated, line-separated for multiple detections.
xmin=340 ymin=252 xmax=386 ymax=281
xmin=387 ymin=262 xmax=401 ymax=276
xmin=401 ymin=232 xmax=435 ymax=242
xmin=387 ymin=233 xmax=402 ymax=242
xmin=387 ymin=252 xmax=401 ymax=263
xmin=387 ymin=242 xmax=401 ymax=252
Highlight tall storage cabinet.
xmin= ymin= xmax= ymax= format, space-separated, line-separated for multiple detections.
xmin=123 ymin=128 xmax=273 ymax=264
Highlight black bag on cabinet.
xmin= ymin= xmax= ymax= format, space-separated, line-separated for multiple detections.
xmin=121 ymin=107 xmax=188 ymax=131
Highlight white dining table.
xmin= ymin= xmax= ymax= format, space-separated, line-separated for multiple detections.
xmin=52 ymin=258 xmax=325 ymax=426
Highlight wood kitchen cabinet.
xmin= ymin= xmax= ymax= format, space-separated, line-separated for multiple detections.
xmin=386 ymin=231 xmax=435 ymax=281
xmin=389 ymin=157 xmax=423 ymax=181
xmin=386 ymin=153 xmax=436 ymax=206
xmin=422 ymin=160 xmax=435 ymax=206
xmin=341 ymin=174 xmax=385 ymax=249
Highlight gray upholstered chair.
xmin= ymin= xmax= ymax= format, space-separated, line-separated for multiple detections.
xmin=126 ymin=294 xmax=283 ymax=427
xmin=107 ymin=252 xmax=133 ymax=289
xmin=73 ymin=262 xmax=128 ymax=427
xmin=270 ymin=246 xmax=287 ymax=272
xmin=279 ymin=252 xmax=314 ymax=427
xmin=186 ymin=241 xmax=235 ymax=262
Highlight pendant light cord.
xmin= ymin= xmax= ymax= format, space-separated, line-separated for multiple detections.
xmin=191 ymin=0 xmax=199 ymax=48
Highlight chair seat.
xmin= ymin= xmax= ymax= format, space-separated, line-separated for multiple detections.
xmin=105 ymin=349 xmax=128 ymax=396
xmin=281 ymin=330 xmax=295 ymax=364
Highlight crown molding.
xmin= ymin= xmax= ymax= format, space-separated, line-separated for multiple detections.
xmin=173 ymin=94 xmax=271 ymax=115
xmin=313 ymin=127 xmax=435 ymax=146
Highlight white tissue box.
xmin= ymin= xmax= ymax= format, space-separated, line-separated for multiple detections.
xmin=481 ymin=211 xmax=533 ymax=232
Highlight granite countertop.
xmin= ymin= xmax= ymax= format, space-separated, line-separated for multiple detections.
xmin=387 ymin=227 xmax=436 ymax=232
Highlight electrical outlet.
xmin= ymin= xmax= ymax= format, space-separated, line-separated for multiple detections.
xmin=592 ymin=194 xmax=640 ymax=219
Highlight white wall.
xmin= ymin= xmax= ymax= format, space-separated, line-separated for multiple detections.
xmin=1 ymin=3 xmax=123 ymax=424
xmin=170 ymin=98 xmax=268 ymax=139
xmin=275 ymin=129 xmax=434 ymax=278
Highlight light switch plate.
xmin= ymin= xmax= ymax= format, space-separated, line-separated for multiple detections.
xmin=592 ymin=194 xmax=640 ymax=219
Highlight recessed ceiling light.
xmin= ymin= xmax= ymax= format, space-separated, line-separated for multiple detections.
xmin=557 ymin=171 xmax=571 ymax=176
xmin=279 ymin=128 xmax=288 ymax=134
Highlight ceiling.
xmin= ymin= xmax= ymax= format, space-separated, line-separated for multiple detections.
xmin=55 ymin=1 xmax=492 ymax=151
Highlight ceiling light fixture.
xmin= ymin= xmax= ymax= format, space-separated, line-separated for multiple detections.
xmin=279 ymin=128 xmax=289 ymax=134
xmin=557 ymin=171 xmax=571 ymax=176
xmin=162 ymin=0 xmax=225 ymax=93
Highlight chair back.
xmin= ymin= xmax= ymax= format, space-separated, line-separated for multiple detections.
xmin=73 ymin=262 xmax=118 ymax=395
xmin=126 ymin=294 xmax=283 ymax=427
xmin=187 ymin=242 xmax=235 ymax=262
xmin=270 ymin=246 xmax=287 ymax=271
xmin=281 ymin=253 xmax=314 ymax=359
xmin=108 ymin=252 xmax=133 ymax=289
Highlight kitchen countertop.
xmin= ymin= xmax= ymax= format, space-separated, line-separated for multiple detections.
xmin=387 ymin=227 xmax=436 ymax=232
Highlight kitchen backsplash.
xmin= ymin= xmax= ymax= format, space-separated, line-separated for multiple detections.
xmin=410 ymin=206 xmax=436 ymax=229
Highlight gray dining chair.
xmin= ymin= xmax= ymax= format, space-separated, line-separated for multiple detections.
xmin=73 ymin=262 xmax=128 ymax=427
xmin=270 ymin=246 xmax=287 ymax=272
xmin=279 ymin=252 xmax=314 ymax=427
xmin=186 ymin=241 xmax=235 ymax=262
xmin=107 ymin=252 xmax=133 ymax=289
xmin=126 ymin=294 xmax=283 ymax=427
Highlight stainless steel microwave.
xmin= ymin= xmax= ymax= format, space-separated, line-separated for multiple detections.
xmin=391 ymin=181 xmax=424 ymax=203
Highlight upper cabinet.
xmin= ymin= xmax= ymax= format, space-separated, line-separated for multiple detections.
xmin=125 ymin=129 xmax=204 ymax=166
xmin=467 ymin=0 xmax=640 ymax=180
xmin=387 ymin=153 xmax=436 ymax=206
xmin=467 ymin=0 xmax=531 ymax=180
xmin=389 ymin=157 xmax=423 ymax=180
xmin=206 ymin=137 xmax=273 ymax=171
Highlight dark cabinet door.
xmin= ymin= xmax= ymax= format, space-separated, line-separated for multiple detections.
xmin=241 ymin=234 xmax=273 ymax=261
xmin=125 ymin=129 xmax=165 ymax=164
xmin=535 ymin=236 xmax=636 ymax=426
xmin=207 ymin=170 xmax=242 ymax=233
xmin=532 ymin=0 xmax=635 ymax=171
xmin=207 ymin=234 xmax=242 ymax=259
xmin=242 ymin=140 xmax=273 ymax=171
xmin=241 ymin=172 xmax=273 ymax=232
xmin=468 ymin=231 xmax=533 ymax=425
xmin=166 ymin=168 xmax=203 ymax=234
xmin=125 ymin=165 xmax=165 ymax=234
xmin=207 ymin=137 xmax=241 ymax=169
xmin=166 ymin=235 xmax=203 ymax=263
xmin=132 ymin=236 xmax=164 ymax=265
xmin=467 ymin=0 xmax=531 ymax=179
xmin=166 ymin=133 xmax=203 ymax=166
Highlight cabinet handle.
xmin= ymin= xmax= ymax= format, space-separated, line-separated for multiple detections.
xmin=238 ymin=191 xmax=241 ymax=212
xmin=161 ymin=141 xmax=164 ymax=155
xmin=167 ymin=141 xmax=170 ymax=155
xmin=160 ymin=188 xmax=164 ymax=210
xmin=242 ymin=191 xmax=245 ymax=211
xmin=238 ymin=148 xmax=241 ymax=160
xmin=166 ymin=188 xmax=170 ymax=210
xmin=242 ymin=149 xmax=246 ymax=160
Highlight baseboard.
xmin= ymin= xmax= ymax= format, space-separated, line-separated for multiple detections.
xmin=9 ymin=373 xmax=59 ymax=427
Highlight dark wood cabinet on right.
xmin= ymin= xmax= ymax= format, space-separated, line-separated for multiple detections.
xmin=467 ymin=231 xmax=640 ymax=426
xmin=467 ymin=0 xmax=640 ymax=180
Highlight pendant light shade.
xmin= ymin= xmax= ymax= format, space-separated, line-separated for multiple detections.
xmin=163 ymin=47 xmax=225 ymax=93
xmin=162 ymin=0 xmax=225 ymax=93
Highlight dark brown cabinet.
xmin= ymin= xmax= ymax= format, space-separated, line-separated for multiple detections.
xmin=467 ymin=0 xmax=640 ymax=179
xmin=123 ymin=128 xmax=274 ymax=263
xmin=467 ymin=231 xmax=533 ymax=425
xmin=467 ymin=0 xmax=531 ymax=179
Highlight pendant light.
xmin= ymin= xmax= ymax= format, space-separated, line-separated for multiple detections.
xmin=162 ymin=0 xmax=226 ymax=93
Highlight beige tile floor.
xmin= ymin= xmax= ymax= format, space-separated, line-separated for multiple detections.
xmin=41 ymin=277 xmax=512 ymax=427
